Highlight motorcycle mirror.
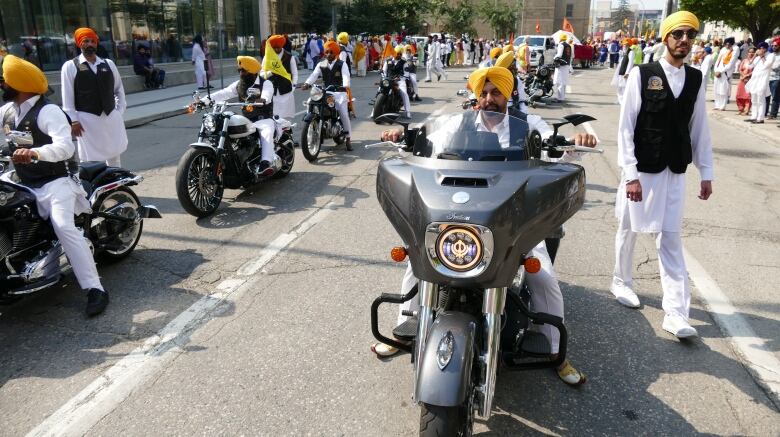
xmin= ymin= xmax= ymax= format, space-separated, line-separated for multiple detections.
xmin=562 ymin=113 xmax=596 ymax=126
xmin=374 ymin=113 xmax=400 ymax=126
xmin=455 ymin=89 xmax=469 ymax=96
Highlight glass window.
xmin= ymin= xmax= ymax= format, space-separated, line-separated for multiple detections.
xmin=0 ymin=0 xmax=37 ymax=64
xmin=566 ymin=4 xmax=573 ymax=18
xmin=85 ymin=0 xmax=116 ymax=61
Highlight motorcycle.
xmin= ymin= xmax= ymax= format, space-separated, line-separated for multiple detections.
xmin=368 ymin=111 xmax=600 ymax=435
xmin=299 ymin=84 xmax=349 ymax=162
xmin=524 ymin=63 xmax=555 ymax=107
xmin=370 ymin=70 xmax=404 ymax=121
xmin=175 ymin=90 xmax=296 ymax=217
xmin=0 ymin=132 xmax=161 ymax=303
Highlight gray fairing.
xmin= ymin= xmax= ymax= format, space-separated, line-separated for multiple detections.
xmin=417 ymin=311 xmax=477 ymax=406
xmin=376 ymin=156 xmax=585 ymax=288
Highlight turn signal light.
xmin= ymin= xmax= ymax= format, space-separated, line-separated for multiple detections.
xmin=186 ymin=105 xmax=194 ymax=114
xmin=244 ymin=105 xmax=254 ymax=113
xmin=524 ymin=257 xmax=542 ymax=274
xmin=390 ymin=246 xmax=408 ymax=262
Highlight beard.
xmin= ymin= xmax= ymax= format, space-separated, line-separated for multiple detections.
xmin=1 ymin=86 xmax=19 ymax=102
xmin=82 ymin=46 xmax=96 ymax=56
xmin=241 ymin=74 xmax=256 ymax=86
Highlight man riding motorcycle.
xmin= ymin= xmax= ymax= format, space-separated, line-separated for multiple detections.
xmin=383 ymin=45 xmax=412 ymax=119
xmin=200 ymin=56 xmax=277 ymax=177
xmin=403 ymin=45 xmax=422 ymax=102
xmin=372 ymin=66 xmax=597 ymax=386
xmin=301 ymin=40 xmax=353 ymax=151
xmin=0 ymin=55 xmax=109 ymax=316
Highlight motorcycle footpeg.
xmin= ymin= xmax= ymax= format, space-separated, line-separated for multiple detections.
xmin=392 ymin=317 xmax=419 ymax=341
xmin=517 ymin=330 xmax=551 ymax=357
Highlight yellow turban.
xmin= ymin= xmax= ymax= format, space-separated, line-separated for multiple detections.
xmin=337 ymin=32 xmax=349 ymax=44
xmin=489 ymin=47 xmax=502 ymax=60
xmin=394 ymin=44 xmax=405 ymax=54
xmin=468 ymin=67 xmax=514 ymax=100
xmin=0 ymin=55 xmax=48 ymax=94
xmin=495 ymin=51 xmax=515 ymax=69
xmin=236 ymin=56 xmax=260 ymax=74
xmin=502 ymin=44 xmax=513 ymax=53
xmin=660 ymin=10 xmax=699 ymax=42
xmin=560 ymin=34 xmax=568 ymax=42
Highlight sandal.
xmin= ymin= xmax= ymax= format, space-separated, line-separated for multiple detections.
xmin=556 ymin=360 xmax=587 ymax=386
xmin=371 ymin=342 xmax=400 ymax=358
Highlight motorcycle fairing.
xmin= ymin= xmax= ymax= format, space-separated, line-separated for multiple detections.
xmin=377 ymin=156 xmax=585 ymax=288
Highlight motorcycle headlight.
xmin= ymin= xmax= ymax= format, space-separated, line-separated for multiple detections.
xmin=382 ymin=79 xmax=390 ymax=87
xmin=203 ymin=114 xmax=217 ymax=133
xmin=425 ymin=223 xmax=494 ymax=278
xmin=310 ymin=87 xmax=323 ymax=101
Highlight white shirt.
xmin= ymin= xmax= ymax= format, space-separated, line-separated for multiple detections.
xmin=60 ymin=54 xmax=126 ymax=123
xmin=618 ymin=57 xmax=714 ymax=182
xmin=207 ymin=76 xmax=274 ymax=104
xmin=0 ymin=96 xmax=74 ymax=163
xmin=192 ymin=43 xmax=206 ymax=63
xmin=305 ymin=59 xmax=351 ymax=88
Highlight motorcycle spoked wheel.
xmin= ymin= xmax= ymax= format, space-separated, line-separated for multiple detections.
xmin=300 ymin=119 xmax=322 ymax=162
xmin=273 ymin=133 xmax=295 ymax=178
xmin=371 ymin=93 xmax=387 ymax=121
xmin=175 ymin=148 xmax=224 ymax=217
xmin=93 ymin=186 xmax=143 ymax=261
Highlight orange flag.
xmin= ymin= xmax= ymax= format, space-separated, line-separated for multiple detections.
xmin=535 ymin=20 xmax=541 ymax=33
xmin=381 ymin=41 xmax=394 ymax=63
xmin=562 ymin=17 xmax=574 ymax=34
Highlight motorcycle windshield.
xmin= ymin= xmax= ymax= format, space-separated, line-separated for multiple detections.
xmin=415 ymin=111 xmax=529 ymax=162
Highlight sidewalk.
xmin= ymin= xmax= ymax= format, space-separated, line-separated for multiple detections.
xmin=122 ymin=74 xmax=238 ymax=128
xmin=705 ymin=85 xmax=779 ymax=143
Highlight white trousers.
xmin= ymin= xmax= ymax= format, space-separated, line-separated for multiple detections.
xmin=613 ymin=199 xmax=691 ymax=319
xmin=194 ymin=63 xmax=207 ymax=87
xmin=397 ymin=81 xmax=411 ymax=116
xmin=397 ymin=241 xmax=565 ymax=354
xmin=553 ymin=67 xmax=569 ymax=101
xmin=425 ymin=61 xmax=447 ymax=81
xmin=407 ymin=73 xmax=419 ymax=96
xmin=31 ymin=177 xmax=102 ymax=291
xmin=106 ymin=156 xmax=121 ymax=167
xmin=750 ymin=93 xmax=766 ymax=121
xmin=253 ymin=119 xmax=276 ymax=162
xmin=335 ymin=99 xmax=352 ymax=137
xmin=714 ymin=93 xmax=729 ymax=109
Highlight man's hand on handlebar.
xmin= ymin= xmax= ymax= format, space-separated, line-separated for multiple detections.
xmin=12 ymin=148 xmax=38 ymax=165
xmin=300 ymin=83 xmax=311 ymax=90
xmin=571 ymin=133 xmax=598 ymax=148
xmin=381 ymin=128 xmax=404 ymax=142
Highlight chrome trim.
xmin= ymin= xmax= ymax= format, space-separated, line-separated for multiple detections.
xmin=413 ymin=280 xmax=438 ymax=403
xmin=425 ymin=222 xmax=494 ymax=279
xmin=477 ymin=287 xmax=507 ymax=420
xmin=88 ymin=175 xmax=143 ymax=205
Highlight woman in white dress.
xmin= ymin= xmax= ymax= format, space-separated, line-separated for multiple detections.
xmin=191 ymin=34 xmax=208 ymax=89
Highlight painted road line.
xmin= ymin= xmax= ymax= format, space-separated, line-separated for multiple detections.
xmin=26 ymin=202 xmax=340 ymax=437
xmin=684 ymin=247 xmax=780 ymax=404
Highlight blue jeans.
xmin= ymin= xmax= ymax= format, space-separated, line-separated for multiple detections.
xmin=770 ymin=79 xmax=780 ymax=117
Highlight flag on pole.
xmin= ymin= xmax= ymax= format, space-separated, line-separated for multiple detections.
xmin=535 ymin=20 xmax=541 ymax=33
xmin=381 ymin=40 xmax=395 ymax=63
xmin=262 ymin=39 xmax=291 ymax=82
xmin=562 ymin=17 xmax=574 ymax=34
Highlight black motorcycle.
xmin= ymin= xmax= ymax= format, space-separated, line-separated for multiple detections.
xmin=0 ymin=131 xmax=160 ymax=303
xmin=175 ymin=90 xmax=296 ymax=217
xmin=299 ymin=84 xmax=348 ymax=162
xmin=369 ymin=111 xmax=599 ymax=435
xmin=524 ymin=63 xmax=555 ymax=107
xmin=370 ymin=70 xmax=404 ymax=121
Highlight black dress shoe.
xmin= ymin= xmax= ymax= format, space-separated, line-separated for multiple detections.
xmin=86 ymin=288 xmax=109 ymax=317
xmin=751 ymin=120 xmax=764 ymax=124
xmin=744 ymin=119 xmax=755 ymax=122
xmin=345 ymin=138 xmax=353 ymax=151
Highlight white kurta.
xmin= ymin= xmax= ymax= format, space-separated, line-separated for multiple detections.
xmin=745 ymin=53 xmax=775 ymax=98
xmin=260 ymin=52 xmax=298 ymax=119
xmin=553 ymin=42 xmax=573 ymax=100
xmin=616 ymin=58 xmax=714 ymax=233
xmin=61 ymin=54 xmax=128 ymax=163
xmin=713 ymin=47 xmax=739 ymax=96
xmin=191 ymin=43 xmax=208 ymax=87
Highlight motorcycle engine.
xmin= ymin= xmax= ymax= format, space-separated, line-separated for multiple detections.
xmin=329 ymin=122 xmax=343 ymax=138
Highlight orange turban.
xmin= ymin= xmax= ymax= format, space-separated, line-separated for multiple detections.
xmin=268 ymin=35 xmax=286 ymax=49
xmin=324 ymin=40 xmax=340 ymax=55
xmin=74 ymin=27 xmax=99 ymax=47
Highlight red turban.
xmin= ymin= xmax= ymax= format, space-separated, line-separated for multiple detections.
xmin=268 ymin=34 xmax=286 ymax=49
xmin=324 ymin=40 xmax=340 ymax=55
xmin=74 ymin=27 xmax=99 ymax=47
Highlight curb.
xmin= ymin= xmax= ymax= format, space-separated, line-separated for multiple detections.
xmin=709 ymin=110 xmax=778 ymax=143
xmin=124 ymin=108 xmax=187 ymax=129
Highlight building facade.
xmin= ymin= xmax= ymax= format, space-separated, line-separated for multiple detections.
xmin=0 ymin=0 xmax=302 ymax=72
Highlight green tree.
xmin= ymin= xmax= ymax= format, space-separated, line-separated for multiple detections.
xmin=302 ymin=0 xmax=334 ymax=34
xmin=384 ymin=0 xmax=430 ymax=34
xmin=680 ymin=0 xmax=780 ymax=42
xmin=610 ymin=0 xmax=635 ymax=33
xmin=339 ymin=0 xmax=392 ymax=34
xmin=480 ymin=0 xmax=520 ymax=39
xmin=443 ymin=0 xmax=477 ymax=37
xmin=427 ymin=0 xmax=450 ymax=31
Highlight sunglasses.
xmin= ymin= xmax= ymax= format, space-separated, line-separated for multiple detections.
xmin=669 ymin=29 xmax=698 ymax=40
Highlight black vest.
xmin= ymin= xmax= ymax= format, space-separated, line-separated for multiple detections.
xmin=72 ymin=58 xmax=115 ymax=116
xmin=618 ymin=52 xmax=630 ymax=75
xmin=320 ymin=60 xmax=344 ymax=88
xmin=269 ymin=51 xmax=293 ymax=95
xmin=458 ymin=109 xmax=529 ymax=151
xmin=236 ymin=76 xmax=273 ymax=121
xmin=5 ymin=98 xmax=72 ymax=188
xmin=389 ymin=58 xmax=406 ymax=77
xmin=403 ymin=58 xmax=417 ymax=74
xmin=633 ymin=62 xmax=701 ymax=174
xmin=339 ymin=44 xmax=352 ymax=73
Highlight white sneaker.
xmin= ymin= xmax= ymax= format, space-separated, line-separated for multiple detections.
xmin=610 ymin=283 xmax=640 ymax=308
xmin=662 ymin=314 xmax=698 ymax=339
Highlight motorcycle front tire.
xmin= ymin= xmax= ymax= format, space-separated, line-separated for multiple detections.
xmin=371 ymin=93 xmax=387 ymax=121
xmin=175 ymin=147 xmax=223 ymax=217
xmin=300 ymin=119 xmax=322 ymax=162
xmin=420 ymin=403 xmax=470 ymax=437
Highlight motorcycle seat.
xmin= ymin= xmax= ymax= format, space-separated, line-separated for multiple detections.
xmin=79 ymin=162 xmax=108 ymax=181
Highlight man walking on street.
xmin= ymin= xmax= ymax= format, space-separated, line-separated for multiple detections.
xmin=611 ymin=11 xmax=714 ymax=339
xmin=713 ymin=37 xmax=739 ymax=110
xmin=767 ymin=38 xmax=780 ymax=120
xmin=61 ymin=27 xmax=127 ymax=166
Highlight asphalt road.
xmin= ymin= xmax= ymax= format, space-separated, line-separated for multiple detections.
xmin=1 ymin=66 xmax=778 ymax=436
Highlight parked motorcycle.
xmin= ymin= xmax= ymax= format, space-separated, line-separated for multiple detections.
xmin=299 ymin=84 xmax=349 ymax=162
xmin=368 ymin=111 xmax=600 ymax=435
xmin=176 ymin=90 xmax=296 ymax=217
xmin=370 ymin=71 xmax=404 ymax=121
xmin=524 ymin=64 xmax=555 ymax=107
xmin=0 ymin=132 xmax=161 ymax=303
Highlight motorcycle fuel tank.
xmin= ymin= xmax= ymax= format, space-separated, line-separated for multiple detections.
xmin=227 ymin=114 xmax=256 ymax=139
xmin=376 ymin=156 xmax=585 ymax=288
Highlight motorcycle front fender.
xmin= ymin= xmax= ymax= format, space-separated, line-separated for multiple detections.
xmin=416 ymin=311 xmax=477 ymax=407
xmin=189 ymin=142 xmax=217 ymax=153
